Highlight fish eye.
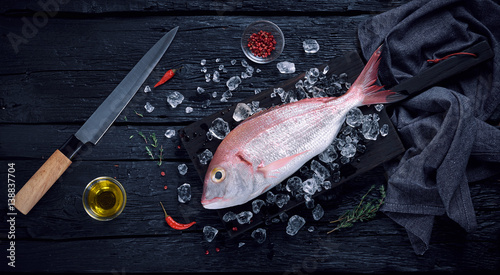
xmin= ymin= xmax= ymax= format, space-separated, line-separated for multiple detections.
xmin=211 ymin=167 xmax=226 ymax=183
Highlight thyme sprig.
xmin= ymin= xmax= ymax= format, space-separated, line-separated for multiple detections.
xmin=157 ymin=145 xmax=164 ymax=166
xmin=327 ymin=185 xmax=386 ymax=234
xmin=138 ymin=131 xmax=148 ymax=144
xmin=145 ymin=146 xmax=155 ymax=160
xmin=150 ymin=133 xmax=158 ymax=148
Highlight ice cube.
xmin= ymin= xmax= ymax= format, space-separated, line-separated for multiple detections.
xmin=303 ymin=39 xmax=320 ymax=53
xmin=286 ymin=215 xmax=306 ymax=236
xmin=251 ymin=101 xmax=261 ymax=113
xmin=346 ymin=107 xmax=363 ymax=127
xmin=203 ymin=226 xmax=218 ymax=242
xmin=286 ymin=176 xmax=303 ymax=193
xmin=322 ymin=65 xmax=329 ymax=75
xmin=222 ymin=211 xmax=236 ymax=222
xmin=340 ymin=143 xmax=356 ymax=158
xmin=197 ymin=87 xmax=205 ymax=94
xmin=226 ymin=76 xmax=242 ymax=91
xmin=277 ymin=61 xmax=296 ymax=74
xmin=254 ymin=88 xmax=262 ymax=94
xmin=144 ymin=102 xmax=155 ymax=113
xmin=238 ymin=242 xmax=245 ymax=248
xmin=322 ymin=180 xmax=332 ymax=190
xmin=144 ymin=85 xmax=151 ymax=93
xmin=212 ymin=91 xmax=217 ymax=98
xmin=241 ymin=59 xmax=248 ymax=67
xmin=266 ymin=191 xmax=276 ymax=204
xmin=340 ymin=155 xmax=350 ymax=164
xmin=177 ymin=183 xmax=191 ymax=203
xmin=318 ymin=144 xmax=338 ymax=163
xmin=311 ymin=160 xmax=330 ymax=181
xmin=236 ymin=211 xmax=253 ymax=224
xmin=200 ymin=59 xmax=207 ymax=66
xmin=216 ymin=58 xmax=221 ymax=63
xmin=312 ymin=204 xmax=324 ymax=221
xmin=231 ymin=59 xmax=237 ymax=65
xmin=177 ymin=163 xmax=188 ymax=175
xmin=209 ymin=118 xmax=230 ymax=139
xmin=201 ymin=66 xmax=207 ymax=73
xmin=252 ymin=199 xmax=265 ymax=214
xmin=338 ymin=73 xmax=348 ymax=84
xmin=221 ymin=90 xmax=233 ymax=101
xmin=375 ymin=104 xmax=384 ymax=112
xmin=275 ymin=194 xmax=290 ymax=208
xmin=198 ymin=149 xmax=213 ymax=165
xmin=185 ymin=106 xmax=193 ymax=113
xmin=213 ymin=71 xmax=220 ymax=82
xmin=164 ymin=129 xmax=176 ymax=138
xmin=362 ymin=114 xmax=380 ymax=140
xmin=302 ymin=178 xmax=319 ymax=195
xmin=251 ymin=228 xmax=267 ymax=244
xmin=308 ymin=226 xmax=315 ymax=232
xmin=218 ymin=64 xmax=224 ymax=71
xmin=380 ymin=123 xmax=389 ymax=137
xmin=167 ymin=91 xmax=184 ymax=108
xmin=305 ymin=195 xmax=315 ymax=209
xmin=202 ymin=99 xmax=211 ymax=109
xmin=205 ymin=73 xmax=211 ymax=82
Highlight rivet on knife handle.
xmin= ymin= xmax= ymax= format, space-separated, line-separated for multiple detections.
xmin=14 ymin=150 xmax=72 ymax=215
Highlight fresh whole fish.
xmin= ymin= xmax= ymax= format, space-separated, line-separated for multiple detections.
xmin=202 ymin=46 xmax=402 ymax=209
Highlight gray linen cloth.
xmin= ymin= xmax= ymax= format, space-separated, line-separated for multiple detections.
xmin=357 ymin=0 xmax=500 ymax=255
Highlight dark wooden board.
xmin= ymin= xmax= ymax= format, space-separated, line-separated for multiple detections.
xmin=0 ymin=0 xmax=499 ymax=272
xmin=180 ymin=51 xmax=405 ymax=238
xmin=0 ymin=0 xmax=411 ymax=14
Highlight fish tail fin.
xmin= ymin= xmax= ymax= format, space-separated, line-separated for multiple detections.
xmin=352 ymin=45 xmax=406 ymax=105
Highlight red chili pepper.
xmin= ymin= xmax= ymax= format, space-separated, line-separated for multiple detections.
xmin=154 ymin=67 xmax=180 ymax=88
xmin=159 ymin=202 xmax=196 ymax=230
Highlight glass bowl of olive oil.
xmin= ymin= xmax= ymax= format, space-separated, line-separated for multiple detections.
xmin=83 ymin=177 xmax=126 ymax=221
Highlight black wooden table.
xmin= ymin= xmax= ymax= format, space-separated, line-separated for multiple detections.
xmin=1 ymin=1 xmax=499 ymax=273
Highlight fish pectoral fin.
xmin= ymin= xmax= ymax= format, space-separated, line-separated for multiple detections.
xmin=257 ymin=150 xmax=309 ymax=178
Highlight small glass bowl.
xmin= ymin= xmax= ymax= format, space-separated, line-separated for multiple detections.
xmin=82 ymin=176 xmax=126 ymax=221
xmin=241 ymin=20 xmax=285 ymax=64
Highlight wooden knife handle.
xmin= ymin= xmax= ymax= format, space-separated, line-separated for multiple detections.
xmin=14 ymin=149 xmax=72 ymax=215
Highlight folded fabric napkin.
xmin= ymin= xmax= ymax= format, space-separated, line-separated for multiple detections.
xmin=357 ymin=0 xmax=500 ymax=255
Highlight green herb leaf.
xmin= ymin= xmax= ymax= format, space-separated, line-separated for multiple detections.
xmin=137 ymin=131 xmax=148 ymax=144
xmin=150 ymin=133 xmax=158 ymax=148
xmin=134 ymin=110 xmax=143 ymax=117
xmin=145 ymin=146 xmax=154 ymax=160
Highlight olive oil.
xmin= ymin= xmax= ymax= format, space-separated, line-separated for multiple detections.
xmin=83 ymin=177 xmax=126 ymax=221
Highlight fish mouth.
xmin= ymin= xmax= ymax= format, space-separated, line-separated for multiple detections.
xmin=201 ymin=197 xmax=229 ymax=209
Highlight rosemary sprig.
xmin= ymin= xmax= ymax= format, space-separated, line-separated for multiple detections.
xmin=129 ymin=135 xmax=134 ymax=139
xmin=137 ymin=131 xmax=148 ymax=143
xmin=134 ymin=110 xmax=143 ymax=117
xmin=327 ymin=185 xmax=386 ymax=234
xmin=157 ymin=145 xmax=164 ymax=166
xmin=150 ymin=133 xmax=158 ymax=148
xmin=145 ymin=146 xmax=155 ymax=160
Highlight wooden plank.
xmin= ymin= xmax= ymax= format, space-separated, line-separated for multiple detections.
xmin=0 ymin=15 xmax=374 ymax=124
xmin=0 ymin=125 xmax=190 ymax=160
xmin=0 ymin=0 xmax=412 ymax=14
xmin=2 ymin=176 xmax=499 ymax=272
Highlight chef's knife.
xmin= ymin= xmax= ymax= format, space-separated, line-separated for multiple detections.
xmin=14 ymin=26 xmax=179 ymax=215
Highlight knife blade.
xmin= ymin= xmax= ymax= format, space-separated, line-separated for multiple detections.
xmin=14 ymin=26 xmax=179 ymax=215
